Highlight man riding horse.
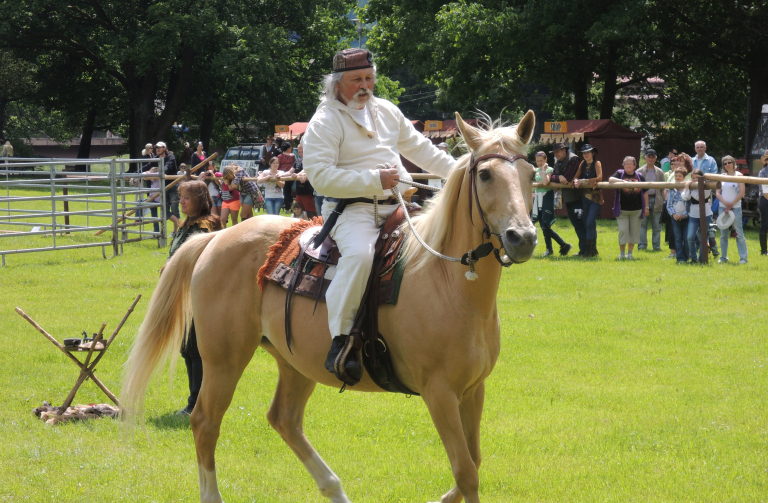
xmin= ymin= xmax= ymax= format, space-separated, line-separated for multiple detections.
xmin=303 ymin=48 xmax=455 ymax=383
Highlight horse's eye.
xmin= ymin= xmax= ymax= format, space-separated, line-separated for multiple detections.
xmin=479 ymin=170 xmax=491 ymax=182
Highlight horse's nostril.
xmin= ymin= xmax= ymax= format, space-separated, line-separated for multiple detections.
xmin=505 ymin=228 xmax=523 ymax=247
xmin=506 ymin=227 xmax=537 ymax=248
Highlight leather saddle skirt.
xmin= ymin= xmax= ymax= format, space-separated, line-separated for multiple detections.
xmin=258 ymin=207 xmax=412 ymax=306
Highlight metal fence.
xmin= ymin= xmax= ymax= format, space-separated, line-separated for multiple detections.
xmin=0 ymin=157 xmax=167 ymax=266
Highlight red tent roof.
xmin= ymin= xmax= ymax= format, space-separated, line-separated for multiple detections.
xmin=276 ymin=122 xmax=309 ymax=139
xmin=559 ymin=120 xmax=644 ymax=139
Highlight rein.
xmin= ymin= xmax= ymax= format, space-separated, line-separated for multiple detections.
xmin=385 ymin=152 xmax=525 ymax=280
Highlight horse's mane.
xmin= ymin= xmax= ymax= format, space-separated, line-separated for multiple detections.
xmin=403 ymin=114 xmax=529 ymax=272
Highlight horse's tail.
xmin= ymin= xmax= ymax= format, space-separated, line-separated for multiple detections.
xmin=120 ymin=232 xmax=217 ymax=427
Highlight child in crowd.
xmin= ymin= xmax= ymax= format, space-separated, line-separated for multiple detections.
xmin=291 ymin=201 xmax=308 ymax=220
xmin=205 ymin=162 xmax=222 ymax=220
xmin=222 ymin=164 xmax=263 ymax=220
xmin=220 ymin=167 xmax=241 ymax=227
xmin=665 ymin=168 xmax=689 ymax=263
xmin=681 ymin=169 xmax=713 ymax=263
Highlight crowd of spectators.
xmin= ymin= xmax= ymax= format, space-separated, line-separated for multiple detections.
xmin=137 ymin=137 xmax=768 ymax=263
xmin=533 ymin=141 xmax=768 ymax=263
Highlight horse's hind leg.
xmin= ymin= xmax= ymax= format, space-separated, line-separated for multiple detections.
xmin=424 ymin=382 xmax=484 ymax=503
xmin=190 ymin=336 xmax=259 ymax=503
xmin=263 ymin=342 xmax=350 ymax=503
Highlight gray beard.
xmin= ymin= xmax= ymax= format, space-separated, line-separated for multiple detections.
xmin=338 ymin=91 xmax=371 ymax=110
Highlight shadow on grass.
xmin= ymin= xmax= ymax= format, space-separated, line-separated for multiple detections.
xmin=148 ymin=411 xmax=191 ymax=430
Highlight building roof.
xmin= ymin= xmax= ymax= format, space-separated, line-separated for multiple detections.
xmin=421 ymin=118 xmax=479 ymax=139
xmin=276 ymin=122 xmax=309 ymax=140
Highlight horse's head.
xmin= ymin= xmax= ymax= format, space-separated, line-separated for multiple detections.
xmin=456 ymin=111 xmax=537 ymax=264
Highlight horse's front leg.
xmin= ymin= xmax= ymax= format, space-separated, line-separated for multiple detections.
xmin=423 ymin=382 xmax=484 ymax=503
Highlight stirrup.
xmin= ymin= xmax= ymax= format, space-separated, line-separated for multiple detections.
xmin=326 ymin=335 xmax=362 ymax=386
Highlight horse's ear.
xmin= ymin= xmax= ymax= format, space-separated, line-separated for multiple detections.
xmin=517 ymin=110 xmax=535 ymax=145
xmin=455 ymin=112 xmax=482 ymax=152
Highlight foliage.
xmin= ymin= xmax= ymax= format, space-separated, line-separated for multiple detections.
xmin=631 ymin=63 xmax=748 ymax=158
xmin=366 ymin=0 xmax=766 ymax=156
xmin=0 ymin=0 xmax=356 ymax=157
xmin=373 ymin=74 xmax=404 ymax=104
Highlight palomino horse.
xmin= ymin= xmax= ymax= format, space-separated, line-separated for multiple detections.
xmin=121 ymin=111 xmax=538 ymax=503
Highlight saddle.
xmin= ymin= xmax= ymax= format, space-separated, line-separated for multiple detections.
xmin=257 ymin=206 xmax=419 ymax=395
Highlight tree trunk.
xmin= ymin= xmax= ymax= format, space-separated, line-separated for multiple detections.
xmin=0 ymin=98 xmax=7 ymax=141
xmin=200 ymin=102 xmax=216 ymax=153
xmin=74 ymin=107 xmax=98 ymax=172
xmin=573 ymin=74 xmax=590 ymax=120
xmin=599 ymin=47 xmax=619 ymax=120
xmin=123 ymin=46 xmax=194 ymax=160
xmin=747 ymin=67 xmax=768 ymax=160
xmin=151 ymin=45 xmax=196 ymax=143
xmin=126 ymin=71 xmax=158 ymax=159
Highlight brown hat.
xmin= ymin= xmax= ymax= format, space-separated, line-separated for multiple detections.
xmin=333 ymin=48 xmax=373 ymax=73
xmin=549 ymin=142 xmax=568 ymax=153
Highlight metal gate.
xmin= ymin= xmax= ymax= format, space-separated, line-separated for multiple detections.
xmin=1 ymin=158 xmax=167 ymax=266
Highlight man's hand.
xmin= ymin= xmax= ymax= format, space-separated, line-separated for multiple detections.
xmin=380 ymin=167 xmax=400 ymax=190
xmin=558 ymin=175 xmax=568 ymax=185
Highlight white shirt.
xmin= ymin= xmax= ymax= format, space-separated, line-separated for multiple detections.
xmin=303 ymin=96 xmax=454 ymax=199
xmin=681 ymin=187 xmax=712 ymax=218
xmin=263 ymin=171 xmax=287 ymax=199
xmin=719 ymin=171 xmax=742 ymax=208
xmin=346 ymin=106 xmax=375 ymax=132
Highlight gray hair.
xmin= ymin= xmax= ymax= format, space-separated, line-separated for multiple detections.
xmin=695 ymin=140 xmax=706 ymax=148
xmin=623 ymin=156 xmax=637 ymax=165
xmin=721 ymin=155 xmax=736 ymax=170
xmin=320 ymin=66 xmax=377 ymax=101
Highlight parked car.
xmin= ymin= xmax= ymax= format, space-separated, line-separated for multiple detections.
xmin=222 ymin=144 xmax=265 ymax=176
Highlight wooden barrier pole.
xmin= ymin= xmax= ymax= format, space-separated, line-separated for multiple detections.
xmin=534 ymin=180 xmax=720 ymax=190
xmin=704 ymin=173 xmax=766 ymax=185
xmin=698 ymin=176 xmax=709 ymax=265
xmin=94 ymin=153 xmax=218 ymax=236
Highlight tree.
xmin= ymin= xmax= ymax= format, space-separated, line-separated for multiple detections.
xmin=365 ymin=0 xmax=661 ymax=122
xmin=653 ymin=0 xmax=768 ymax=157
xmin=0 ymin=0 xmax=355 ymax=158
xmin=0 ymin=50 xmax=36 ymax=140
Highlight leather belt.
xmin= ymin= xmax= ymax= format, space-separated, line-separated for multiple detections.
xmin=346 ymin=197 xmax=399 ymax=205
xmin=312 ymin=196 xmax=399 ymax=249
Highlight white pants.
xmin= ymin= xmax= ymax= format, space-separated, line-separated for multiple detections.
xmin=322 ymin=201 xmax=396 ymax=338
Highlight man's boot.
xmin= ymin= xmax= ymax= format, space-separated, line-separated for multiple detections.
xmin=760 ymin=233 xmax=767 ymax=256
xmin=324 ymin=335 xmax=362 ymax=383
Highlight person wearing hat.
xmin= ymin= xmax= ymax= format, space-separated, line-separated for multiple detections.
xmin=573 ymin=144 xmax=602 ymax=257
xmin=259 ymin=135 xmax=279 ymax=172
xmin=550 ymin=142 xmax=585 ymax=255
xmin=637 ymin=149 xmax=666 ymax=252
xmin=759 ymin=150 xmax=768 ymax=255
xmin=714 ymin=155 xmax=747 ymax=264
xmin=303 ymin=48 xmax=454 ymax=383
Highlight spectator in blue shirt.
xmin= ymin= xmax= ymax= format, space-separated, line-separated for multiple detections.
xmin=693 ymin=141 xmax=718 ymax=174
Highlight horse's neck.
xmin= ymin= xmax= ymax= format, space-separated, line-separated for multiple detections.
xmin=425 ymin=179 xmax=502 ymax=314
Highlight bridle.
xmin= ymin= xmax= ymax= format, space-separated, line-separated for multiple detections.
xmin=389 ymin=152 xmax=527 ymax=280
xmin=465 ymin=152 xmax=528 ymax=269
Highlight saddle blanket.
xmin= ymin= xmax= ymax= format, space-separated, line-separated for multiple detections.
xmin=257 ymin=217 xmax=408 ymax=305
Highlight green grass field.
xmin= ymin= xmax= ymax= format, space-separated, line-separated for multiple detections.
xmin=1 ymin=201 xmax=766 ymax=502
